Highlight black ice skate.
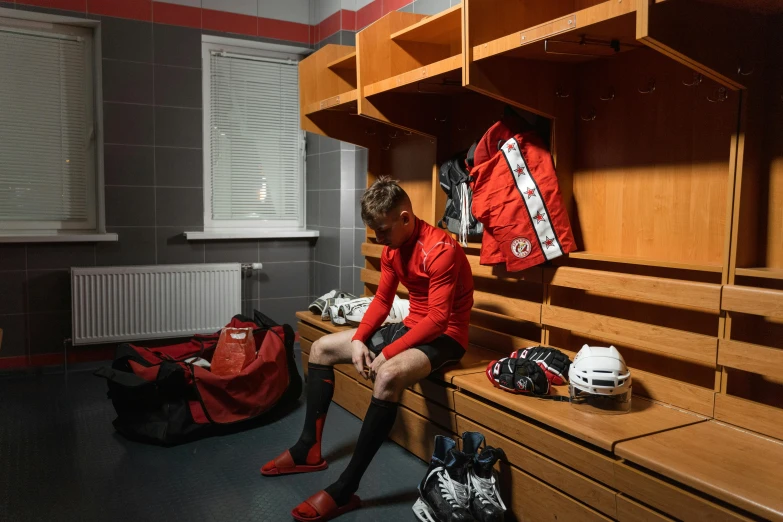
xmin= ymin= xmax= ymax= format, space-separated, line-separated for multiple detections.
xmin=412 ymin=435 xmax=476 ymax=522
xmin=462 ymin=432 xmax=507 ymax=522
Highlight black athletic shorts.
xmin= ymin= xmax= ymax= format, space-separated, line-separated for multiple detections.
xmin=366 ymin=322 xmax=466 ymax=374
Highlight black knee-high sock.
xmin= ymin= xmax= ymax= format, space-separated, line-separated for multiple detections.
xmin=289 ymin=362 xmax=334 ymax=465
xmin=325 ymin=397 xmax=399 ymax=505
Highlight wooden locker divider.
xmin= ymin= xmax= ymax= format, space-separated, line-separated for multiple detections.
xmin=716 ymin=285 xmax=783 ymax=440
xmin=726 ymin=10 xmax=783 ymax=284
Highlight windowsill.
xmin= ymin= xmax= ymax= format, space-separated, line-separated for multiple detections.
xmin=185 ymin=230 xmax=320 ymax=240
xmin=0 ymin=233 xmax=118 ymax=243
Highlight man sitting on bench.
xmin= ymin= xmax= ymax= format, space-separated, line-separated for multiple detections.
xmin=262 ymin=176 xmax=475 ymax=521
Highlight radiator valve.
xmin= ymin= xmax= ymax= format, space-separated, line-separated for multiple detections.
xmin=241 ymin=263 xmax=263 ymax=276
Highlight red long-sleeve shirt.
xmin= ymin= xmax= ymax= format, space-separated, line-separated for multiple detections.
xmin=353 ymin=218 xmax=474 ymax=359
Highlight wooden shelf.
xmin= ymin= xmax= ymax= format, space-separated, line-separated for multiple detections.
xmin=363 ymin=54 xmax=463 ymax=97
xmin=453 ymin=372 xmax=705 ymax=453
xmin=567 ymin=252 xmax=724 ymax=273
xmin=472 ymin=0 xmax=638 ymax=63
xmin=303 ymin=89 xmax=358 ymax=115
xmin=361 ymin=241 xmax=543 ymax=283
xmin=390 ymin=4 xmax=462 ymax=46
xmin=327 ymin=51 xmax=356 ymax=71
xmin=734 ymin=267 xmax=783 ymax=281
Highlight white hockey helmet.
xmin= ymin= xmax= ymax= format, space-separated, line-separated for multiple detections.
xmin=568 ymin=345 xmax=632 ymax=414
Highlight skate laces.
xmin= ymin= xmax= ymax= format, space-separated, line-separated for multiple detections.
xmin=425 ymin=467 xmax=470 ymax=509
xmin=469 ymin=471 xmax=506 ymax=511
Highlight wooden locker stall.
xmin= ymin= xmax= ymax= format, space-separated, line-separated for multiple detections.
xmin=636 ymin=1 xmax=783 ymax=437
xmin=353 ymin=5 xmax=549 ymax=360
xmin=298 ymin=2 xmax=783 ymax=520
xmin=461 ymin=0 xmax=736 ymax=411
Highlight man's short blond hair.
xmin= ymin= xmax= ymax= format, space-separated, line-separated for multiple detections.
xmin=360 ymin=176 xmax=410 ymax=226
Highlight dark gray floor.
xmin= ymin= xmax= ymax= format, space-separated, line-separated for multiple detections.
xmin=0 ymin=349 xmax=427 ymax=521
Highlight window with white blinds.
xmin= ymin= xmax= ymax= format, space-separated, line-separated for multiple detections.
xmin=205 ymin=46 xmax=303 ymax=229
xmin=0 ymin=20 xmax=96 ymax=232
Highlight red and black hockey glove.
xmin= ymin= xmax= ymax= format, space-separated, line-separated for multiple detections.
xmin=512 ymin=346 xmax=571 ymax=386
xmin=486 ymin=357 xmax=550 ymax=395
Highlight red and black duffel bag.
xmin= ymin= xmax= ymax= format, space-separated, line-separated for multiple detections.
xmin=94 ymin=310 xmax=302 ymax=445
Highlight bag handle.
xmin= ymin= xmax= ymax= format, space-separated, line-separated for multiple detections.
xmin=253 ymin=310 xmax=279 ymax=329
xmin=93 ymin=366 xmax=152 ymax=388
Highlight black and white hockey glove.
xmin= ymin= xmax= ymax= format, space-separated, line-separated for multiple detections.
xmin=486 ymin=357 xmax=550 ymax=395
xmin=512 ymin=346 xmax=571 ymax=386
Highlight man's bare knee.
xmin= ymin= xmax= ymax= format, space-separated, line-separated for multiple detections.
xmin=309 ymin=337 xmax=332 ymax=365
xmin=373 ymin=366 xmax=404 ymax=401
xmin=309 ymin=331 xmax=353 ymax=366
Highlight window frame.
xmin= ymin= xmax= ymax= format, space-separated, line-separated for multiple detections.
xmin=0 ymin=9 xmax=105 ymax=239
xmin=201 ymin=37 xmax=306 ymax=233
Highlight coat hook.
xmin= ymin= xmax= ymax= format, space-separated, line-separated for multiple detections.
xmin=599 ymin=87 xmax=615 ymax=101
xmin=388 ymin=130 xmax=398 ymax=139
xmin=580 ymin=107 xmax=596 ymax=121
xmin=638 ymin=78 xmax=656 ymax=94
xmin=707 ymin=87 xmax=728 ymax=103
xmin=737 ymin=62 xmax=754 ymax=76
xmin=403 ymin=130 xmax=412 ymax=136
xmin=381 ymin=142 xmax=391 ymax=151
xmin=682 ymin=72 xmax=703 ymax=87
xmin=555 ymin=88 xmax=570 ymax=98
xmin=434 ymin=115 xmax=448 ymax=123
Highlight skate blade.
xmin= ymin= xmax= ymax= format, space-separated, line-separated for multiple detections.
xmin=412 ymin=498 xmax=439 ymax=522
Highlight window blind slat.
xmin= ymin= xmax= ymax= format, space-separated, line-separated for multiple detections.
xmin=0 ymin=31 xmax=89 ymax=223
xmin=209 ymin=52 xmax=301 ymax=223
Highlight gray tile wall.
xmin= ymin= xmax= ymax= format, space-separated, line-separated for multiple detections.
xmin=306 ymin=133 xmax=368 ymax=301
xmin=0 ymin=7 xmax=313 ymax=366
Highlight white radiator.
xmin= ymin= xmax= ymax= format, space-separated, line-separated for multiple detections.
xmin=71 ymin=264 xmax=242 ymax=346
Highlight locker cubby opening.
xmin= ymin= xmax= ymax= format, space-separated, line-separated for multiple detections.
xmin=358 ymin=6 xmax=463 ymax=100
xmin=465 ymin=0 xmax=741 ymax=274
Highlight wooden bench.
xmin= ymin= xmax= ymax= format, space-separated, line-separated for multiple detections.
xmin=615 ymin=421 xmax=783 ymax=521
xmin=294 ymin=267 xmax=782 ymax=520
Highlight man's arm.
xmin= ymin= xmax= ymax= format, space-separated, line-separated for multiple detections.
xmin=380 ymin=246 xmax=457 ymax=359
xmin=352 ymin=251 xmax=399 ymax=344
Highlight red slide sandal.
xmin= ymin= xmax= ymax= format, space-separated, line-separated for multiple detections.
xmin=291 ymin=491 xmax=361 ymax=522
xmin=260 ymin=450 xmax=328 ymax=476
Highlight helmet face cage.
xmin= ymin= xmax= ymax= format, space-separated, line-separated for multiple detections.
xmin=569 ymin=385 xmax=632 ymax=414
xmin=569 ymin=368 xmax=631 ymax=395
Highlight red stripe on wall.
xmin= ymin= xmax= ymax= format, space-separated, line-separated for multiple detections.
xmin=16 ymin=0 xmax=87 ymax=12
xmin=341 ymin=9 xmax=356 ymax=31
xmin=383 ymin=0 xmax=412 ymax=15
xmin=318 ymin=10 xmax=341 ymax=40
xmin=0 ymin=356 xmax=31 ymax=370
xmin=357 ymin=0 xmax=382 ymax=30
xmin=88 ymin=0 xmax=152 ymax=21
xmin=153 ymin=1 xmax=201 ymax=29
xmin=203 ymin=8 xmax=257 ymax=36
xmin=0 ymin=346 xmax=115 ymax=370
xmin=258 ymin=17 xmax=309 ymax=44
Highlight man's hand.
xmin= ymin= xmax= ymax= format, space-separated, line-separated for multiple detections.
xmin=368 ymin=352 xmax=387 ymax=380
xmin=351 ymin=340 xmax=375 ymax=379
